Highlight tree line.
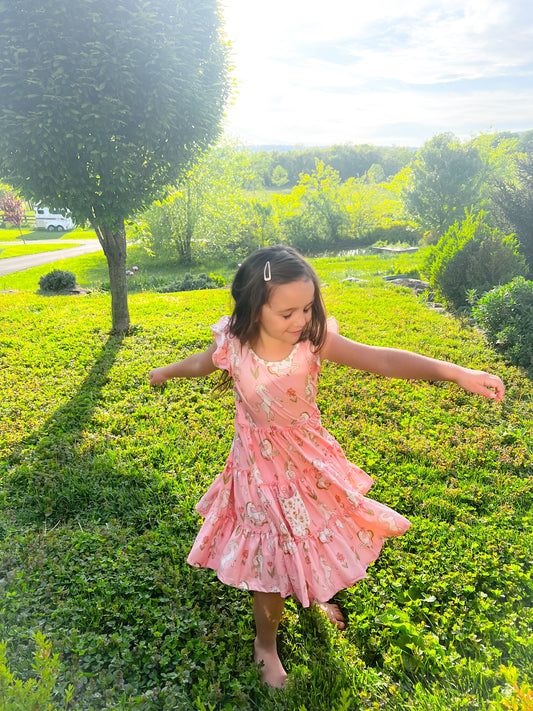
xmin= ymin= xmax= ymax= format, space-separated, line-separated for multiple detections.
xmin=245 ymin=143 xmax=416 ymax=188
xmin=137 ymin=130 xmax=533 ymax=278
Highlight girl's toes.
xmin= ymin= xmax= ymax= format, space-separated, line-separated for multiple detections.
xmin=316 ymin=602 xmax=345 ymax=630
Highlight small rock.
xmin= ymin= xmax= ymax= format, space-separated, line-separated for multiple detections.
xmin=387 ymin=278 xmax=431 ymax=292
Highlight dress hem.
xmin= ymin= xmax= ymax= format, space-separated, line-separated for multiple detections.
xmin=187 ymin=557 xmax=375 ymax=608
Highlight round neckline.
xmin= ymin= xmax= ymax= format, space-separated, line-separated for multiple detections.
xmin=248 ymin=341 xmax=300 ymax=365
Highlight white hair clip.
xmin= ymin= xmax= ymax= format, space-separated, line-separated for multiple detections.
xmin=263 ymin=260 xmax=272 ymax=281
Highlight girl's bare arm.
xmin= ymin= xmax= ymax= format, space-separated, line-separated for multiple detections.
xmin=321 ymin=332 xmax=505 ymax=401
xmin=149 ymin=341 xmax=218 ymax=385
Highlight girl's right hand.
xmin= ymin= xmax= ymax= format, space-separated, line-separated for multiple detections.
xmin=149 ymin=367 xmax=167 ymax=386
xmin=454 ymin=367 xmax=505 ymax=401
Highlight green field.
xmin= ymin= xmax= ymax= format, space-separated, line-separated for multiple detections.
xmin=0 ymin=252 xmax=531 ymax=710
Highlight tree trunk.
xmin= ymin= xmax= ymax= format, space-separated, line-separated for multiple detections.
xmin=93 ymin=219 xmax=130 ymax=333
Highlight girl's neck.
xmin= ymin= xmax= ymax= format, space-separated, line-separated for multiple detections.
xmin=250 ymin=334 xmax=297 ymax=362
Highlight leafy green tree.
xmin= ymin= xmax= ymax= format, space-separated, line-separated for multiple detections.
xmin=472 ymin=132 xmax=522 ymax=188
xmin=249 ymin=199 xmax=275 ymax=247
xmin=254 ymin=144 xmax=413 ymax=189
xmin=271 ymin=165 xmax=289 ymax=188
xmin=0 ymin=0 xmax=229 ymax=331
xmin=340 ymin=177 xmax=403 ymax=242
xmin=403 ymin=133 xmax=484 ymax=240
xmin=519 ymin=129 xmax=533 ymax=154
xmin=141 ymin=143 xmax=252 ymax=263
xmin=277 ymin=161 xmax=348 ymax=252
xmin=491 ymin=155 xmax=533 ymax=275
xmin=365 ymin=163 xmax=386 ymax=184
xmin=247 ymin=151 xmax=275 ymax=189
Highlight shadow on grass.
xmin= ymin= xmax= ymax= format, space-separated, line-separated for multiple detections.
xmin=2 ymin=334 xmax=128 ymax=527
xmin=2 ymin=330 xmax=193 ymax=533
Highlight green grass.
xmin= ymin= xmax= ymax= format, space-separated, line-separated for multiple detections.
xmin=0 ymin=253 xmax=531 ymax=710
xmin=0 ymin=243 xmax=235 ymax=292
xmin=0 ymin=226 xmax=98 ymax=242
xmin=0 ymin=226 xmax=35 ymax=240
xmin=0 ymin=243 xmax=82 ymax=259
xmin=0 ymin=243 xmax=426 ymax=294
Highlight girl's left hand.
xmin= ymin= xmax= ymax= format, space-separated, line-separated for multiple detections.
xmin=456 ymin=369 xmax=505 ymax=401
xmin=149 ymin=367 xmax=167 ymax=386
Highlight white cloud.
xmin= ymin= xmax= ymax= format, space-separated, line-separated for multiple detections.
xmin=221 ymin=0 xmax=533 ymax=146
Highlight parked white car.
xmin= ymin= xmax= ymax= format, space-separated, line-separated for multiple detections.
xmin=34 ymin=205 xmax=75 ymax=232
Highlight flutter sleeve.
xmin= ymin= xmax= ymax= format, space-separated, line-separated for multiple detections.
xmin=210 ymin=315 xmax=233 ymax=373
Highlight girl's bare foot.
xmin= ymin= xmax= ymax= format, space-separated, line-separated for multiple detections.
xmin=315 ymin=601 xmax=345 ymax=630
xmin=254 ymin=638 xmax=287 ymax=688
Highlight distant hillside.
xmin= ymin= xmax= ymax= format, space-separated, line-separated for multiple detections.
xmin=243 ymin=144 xmax=310 ymax=153
xmin=243 ymin=143 xmax=418 ymax=153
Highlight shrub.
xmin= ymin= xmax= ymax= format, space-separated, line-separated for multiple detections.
xmin=0 ymin=631 xmax=74 ymax=710
xmin=156 ymin=271 xmax=222 ymax=293
xmin=473 ymin=277 xmax=533 ymax=368
xmin=39 ymin=269 xmax=77 ymax=292
xmin=101 ymin=271 xmax=225 ymax=294
xmin=427 ymin=211 xmax=528 ymax=310
xmin=362 ymin=222 xmax=423 ymax=246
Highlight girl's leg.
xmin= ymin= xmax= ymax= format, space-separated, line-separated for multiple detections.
xmin=253 ymin=592 xmax=287 ymax=688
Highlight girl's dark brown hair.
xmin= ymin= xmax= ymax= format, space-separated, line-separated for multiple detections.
xmin=214 ymin=245 xmax=327 ymax=395
xmin=229 ymin=244 xmax=327 ymax=349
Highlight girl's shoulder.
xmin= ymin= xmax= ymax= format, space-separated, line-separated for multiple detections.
xmin=326 ymin=316 xmax=339 ymax=336
xmin=211 ymin=314 xmax=231 ymax=336
xmin=210 ymin=315 xmax=241 ymax=374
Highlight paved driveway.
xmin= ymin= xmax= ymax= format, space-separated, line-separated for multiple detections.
xmin=0 ymin=240 xmax=103 ymax=276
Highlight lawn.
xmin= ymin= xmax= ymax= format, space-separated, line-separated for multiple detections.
xmin=0 ymin=225 xmax=98 ymax=243
xmin=0 ymin=226 xmax=35 ymax=241
xmin=0 ymin=243 xmax=83 ymax=259
xmin=0 ymin=252 xmax=531 ymax=710
xmin=0 ymin=243 xmax=426 ymax=294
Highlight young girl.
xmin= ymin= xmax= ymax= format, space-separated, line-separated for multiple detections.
xmin=149 ymin=245 xmax=504 ymax=688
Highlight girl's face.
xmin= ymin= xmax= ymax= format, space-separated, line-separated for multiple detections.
xmin=258 ymin=279 xmax=315 ymax=347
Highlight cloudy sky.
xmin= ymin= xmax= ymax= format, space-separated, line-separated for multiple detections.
xmin=220 ymin=0 xmax=533 ymax=147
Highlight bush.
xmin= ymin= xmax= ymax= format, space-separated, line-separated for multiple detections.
xmin=39 ymin=269 xmax=77 ymax=292
xmin=0 ymin=631 xmax=73 ymax=710
xmin=427 ymin=211 xmax=528 ymax=310
xmin=101 ymin=271 xmax=225 ymax=294
xmin=155 ymin=271 xmax=224 ymax=293
xmin=362 ymin=222 xmax=423 ymax=246
xmin=473 ymin=277 xmax=533 ymax=368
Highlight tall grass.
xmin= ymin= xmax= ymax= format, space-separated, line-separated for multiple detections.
xmin=0 ymin=254 xmax=531 ymax=710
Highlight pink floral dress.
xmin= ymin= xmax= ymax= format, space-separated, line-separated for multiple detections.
xmin=187 ymin=316 xmax=411 ymax=607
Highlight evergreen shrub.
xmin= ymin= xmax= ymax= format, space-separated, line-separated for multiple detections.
xmin=427 ymin=212 xmax=527 ymax=310
xmin=473 ymin=277 xmax=533 ymax=368
xmin=38 ymin=269 xmax=77 ymax=292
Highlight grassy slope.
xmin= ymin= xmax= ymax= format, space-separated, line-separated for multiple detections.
xmin=0 ymin=257 xmax=531 ymax=711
